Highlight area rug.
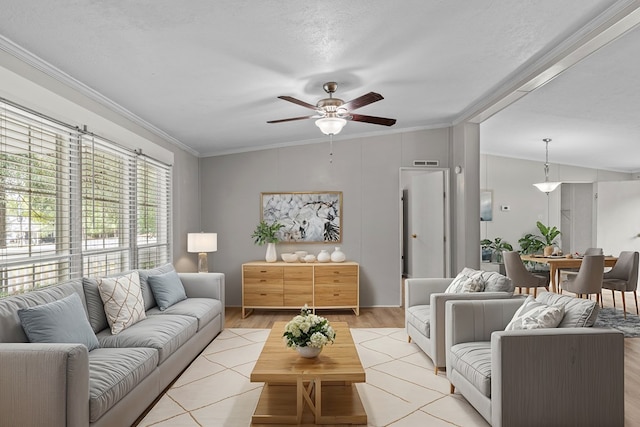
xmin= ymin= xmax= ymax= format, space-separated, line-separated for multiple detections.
xmin=139 ymin=328 xmax=489 ymax=426
xmin=594 ymin=307 xmax=640 ymax=338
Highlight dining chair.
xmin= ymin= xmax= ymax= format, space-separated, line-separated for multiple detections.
xmin=602 ymin=251 xmax=639 ymax=319
xmin=503 ymin=251 xmax=549 ymax=297
xmin=561 ymin=255 xmax=605 ymax=306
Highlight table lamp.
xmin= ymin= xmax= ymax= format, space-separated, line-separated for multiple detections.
xmin=187 ymin=232 xmax=217 ymax=273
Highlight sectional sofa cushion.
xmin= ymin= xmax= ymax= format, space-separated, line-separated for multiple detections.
xmin=505 ymin=295 xmax=565 ymax=330
xmin=88 ymin=347 xmax=158 ymax=423
xmin=17 ymin=293 xmax=100 ymax=351
xmin=148 ymin=270 xmax=187 ymax=311
xmin=98 ymin=272 xmax=146 ymax=335
xmin=96 ymin=314 xmax=197 ymax=364
xmin=138 ymin=264 xmax=176 ymax=311
xmin=146 ymin=298 xmax=222 ymax=331
xmin=535 ymin=291 xmax=599 ymax=327
xmin=448 ymin=341 xmax=492 ymax=397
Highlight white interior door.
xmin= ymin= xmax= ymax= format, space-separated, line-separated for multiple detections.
xmin=596 ymin=181 xmax=640 ymax=255
xmin=404 ymin=170 xmax=448 ymax=278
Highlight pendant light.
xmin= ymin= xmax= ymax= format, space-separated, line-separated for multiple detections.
xmin=533 ymin=138 xmax=561 ymax=193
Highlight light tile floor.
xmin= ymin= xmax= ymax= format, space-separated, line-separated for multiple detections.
xmin=140 ymin=328 xmax=488 ymax=427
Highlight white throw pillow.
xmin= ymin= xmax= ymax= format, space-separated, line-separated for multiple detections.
xmin=98 ymin=271 xmax=146 ymax=334
xmin=505 ymin=296 xmax=565 ymax=331
xmin=445 ymin=268 xmax=479 ymax=293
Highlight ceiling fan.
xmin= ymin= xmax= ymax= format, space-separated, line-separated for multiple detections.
xmin=267 ymin=82 xmax=396 ymax=135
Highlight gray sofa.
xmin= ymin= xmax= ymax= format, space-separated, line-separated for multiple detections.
xmin=445 ymin=295 xmax=624 ymax=426
xmin=0 ymin=266 xmax=225 ymax=427
xmin=405 ymin=268 xmax=514 ymax=374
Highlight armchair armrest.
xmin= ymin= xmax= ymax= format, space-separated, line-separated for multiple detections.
xmin=405 ymin=278 xmax=452 ymax=307
xmin=0 ymin=343 xmax=89 ymax=427
xmin=179 ymin=272 xmax=225 ymax=302
xmin=430 ymin=292 xmax=516 ymax=369
xmin=491 ymin=328 xmax=624 ymax=427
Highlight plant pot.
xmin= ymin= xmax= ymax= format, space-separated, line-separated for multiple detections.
xmin=296 ymin=346 xmax=322 ymax=358
xmin=543 ymin=246 xmax=554 ymax=257
xmin=265 ymin=243 xmax=277 ymax=262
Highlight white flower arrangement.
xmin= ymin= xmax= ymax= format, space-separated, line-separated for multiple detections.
xmin=283 ymin=305 xmax=336 ymax=349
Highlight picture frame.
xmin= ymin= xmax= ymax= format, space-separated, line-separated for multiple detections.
xmin=260 ymin=191 xmax=342 ymax=243
xmin=480 ymin=189 xmax=493 ymax=222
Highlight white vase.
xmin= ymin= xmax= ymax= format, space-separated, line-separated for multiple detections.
xmin=265 ymin=243 xmax=277 ymax=262
xmin=317 ymin=249 xmax=331 ymax=263
xmin=296 ymin=345 xmax=322 ymax=358
xmin=331 ymin=247 xmax=346 ymax=262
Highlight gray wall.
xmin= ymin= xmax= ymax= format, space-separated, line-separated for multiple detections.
xmin=200 ymin=128 xmax=456 ymax=307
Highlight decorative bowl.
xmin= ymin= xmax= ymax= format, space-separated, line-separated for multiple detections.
xmin=281 ymin=253 xmax=298 ymax=263
xmin=295 ymin=251 xmax=308 ymax=260
xmin=303 ymin=254 xmax=316 ymax=263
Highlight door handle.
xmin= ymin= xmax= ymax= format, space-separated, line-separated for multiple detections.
xmin=411 ymin=234 xmax=417 ymax=239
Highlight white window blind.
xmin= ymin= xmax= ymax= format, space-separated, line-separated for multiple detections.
xmin=0 ymin=99 xmax=173 ymax=297
xmin=0 ymin=103 xmax=79 ymax=295
xmin=81 ymin=135 xmax=135 ymax=277
xmin=136 ymin=156 xmax=172 ymax=269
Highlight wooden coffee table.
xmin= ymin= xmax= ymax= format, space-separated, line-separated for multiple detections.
xmin=250 ymin=321 xmax=367 ymax=425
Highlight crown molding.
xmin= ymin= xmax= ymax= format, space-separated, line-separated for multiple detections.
xmin=0 ymin=35 xmax=200 ymax=157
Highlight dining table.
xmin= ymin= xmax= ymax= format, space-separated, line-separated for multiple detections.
xmin=520 ymin=254 xmax=618 ymax=293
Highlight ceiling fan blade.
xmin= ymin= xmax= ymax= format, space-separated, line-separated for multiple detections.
xmin=278 ymin=96 xmax=319 ymax=111
xmin=342 ymin=92 xmax=384 ymax=111
xmin=267 ymin=115 xmax=316 ymax=124
xmin=350 ymin=114 xmax=396 ymax=127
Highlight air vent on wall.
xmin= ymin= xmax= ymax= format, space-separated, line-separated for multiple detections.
xmin=413 ymin=160 xmax=439 ymax=167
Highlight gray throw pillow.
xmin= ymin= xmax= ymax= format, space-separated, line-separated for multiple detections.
xmin=148 ymin=270 xmax=187 ymax=311
xmin=18 ymin=293 xmax=100 ymax=351
xmin=138 ymin=264 xmax=175 ymax=310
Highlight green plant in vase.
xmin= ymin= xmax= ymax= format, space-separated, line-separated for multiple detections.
xmin=518 ymin=221 xmax=560 ymax=256
xmin=251 ymin=220 xmax=284 ymax=262
xmin=480 ymin=237 xmax=513 ymax=263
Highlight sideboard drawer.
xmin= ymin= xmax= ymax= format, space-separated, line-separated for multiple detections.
xmin=243 ymin=265 xmax=284 ymax=285
xmin=244 ymin=283 xmax=284 ymax=306
xmin=315 ymin=284 xmax=357 ymax=306
xmin=314 ymin=265 xmax=358 ymax=285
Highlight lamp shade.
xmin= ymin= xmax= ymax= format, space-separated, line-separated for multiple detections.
xmin=315 ymin=117 xmax=347 ymax=135
xmin=187 ymin=233 xmax=217 ymax=253
xmin=533 ymin=181 xmax=561 ymax=193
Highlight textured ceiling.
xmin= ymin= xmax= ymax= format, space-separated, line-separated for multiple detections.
xmin=1 ymin=0 xmax=639 ymax=172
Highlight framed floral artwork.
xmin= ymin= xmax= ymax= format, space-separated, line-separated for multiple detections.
xmin=260 ymin=191 xmax=342 ymax=243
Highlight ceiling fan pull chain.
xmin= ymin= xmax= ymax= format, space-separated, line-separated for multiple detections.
xmin=329 ymin=134 xmax=333 ymax=164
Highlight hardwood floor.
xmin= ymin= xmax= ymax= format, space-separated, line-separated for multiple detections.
xmin=225 ymin=295 xmax=640 ymax=424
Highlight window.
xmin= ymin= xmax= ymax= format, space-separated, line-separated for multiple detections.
xmin=0 ymin=99 xmax=172 ymax=296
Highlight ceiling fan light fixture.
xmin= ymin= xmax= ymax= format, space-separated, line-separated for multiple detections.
xmin=315 ymin=117 xmax=347 ymax=135
xmin=533 ymin=138 xmax=561 ymax=194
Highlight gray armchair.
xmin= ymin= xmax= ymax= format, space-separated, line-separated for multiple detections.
xmin=602 ymin=250 xmax=639 ymax=318
xmin=405 ymin=270 xmax=514 ymax=374
xmin=445 ymin=298 xmax=624 ymax=426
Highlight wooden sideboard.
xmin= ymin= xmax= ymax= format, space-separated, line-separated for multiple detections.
xmin=241 ymin=261 xmax=359 ymax=318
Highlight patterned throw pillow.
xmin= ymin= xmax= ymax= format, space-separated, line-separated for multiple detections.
xmin=505 ymin=296 xmax=565 ymax=331
xmin=445 ymin=268 xmax=478 ymax=293
xmin=460 ymin=278 xmax=485 ymax=293
xmin=98 ymin=271 xmax=146 ymax=335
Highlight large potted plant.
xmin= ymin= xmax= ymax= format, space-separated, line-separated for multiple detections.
xmin=518 ymin=221 xmax=560 ymax=256
xmin=480 ymin=237 xmax=513 ymax=263
xmin=251 ymin=220 xmax=284 ymax=262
